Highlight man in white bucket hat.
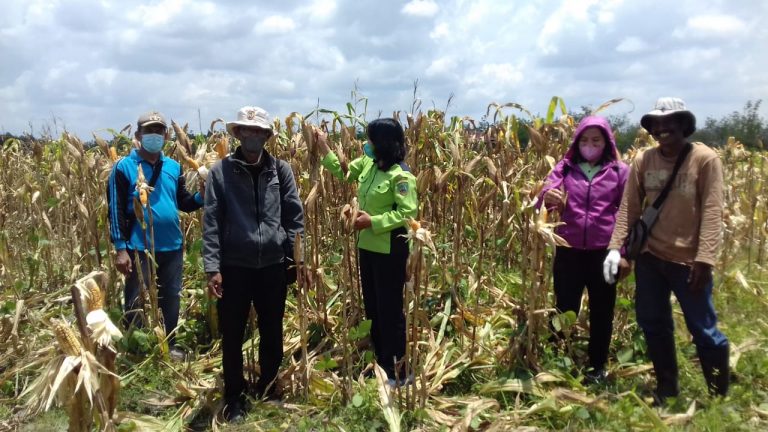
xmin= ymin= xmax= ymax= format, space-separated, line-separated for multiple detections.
xmin=202 ymin=106 xmax=304 ymax=422
xmin=604 ymin=97 xmax=729 ymax=404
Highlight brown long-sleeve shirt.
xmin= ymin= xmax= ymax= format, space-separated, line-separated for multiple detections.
xmin=608 ymin=142 xmax=723 ymax=265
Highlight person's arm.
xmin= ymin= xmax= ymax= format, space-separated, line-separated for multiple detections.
xmin=202 ymin=163 xmax=225 ymax=274
xmin=608 ymin=155 xmax=644 ymax=251
xmin=107 ymin=163 xmax=132 ymax=251
xmin=694 ymin=155 xmax=724 ymax=266
xmin=278 ymin=161 xmax=305 ymax=260
xmin=177 ymin=173 xmax=203 ymax=212
xmin=368 ymin=173 xmax=419 ymax=234
xmin=535 ymin=160 xmax=567 ymax=211
xmin=321 ymin=151 xmax=367 ymax=183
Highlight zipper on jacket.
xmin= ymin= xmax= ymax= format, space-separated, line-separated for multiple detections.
xmin=582 ymin=177 xmax=592 ymax=248
xmin=238 ymin=165 xmax=262 ymax=266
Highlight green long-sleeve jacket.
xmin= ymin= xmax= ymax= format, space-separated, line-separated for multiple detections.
xmin=321 ymin=152 xmax=418 ymax=254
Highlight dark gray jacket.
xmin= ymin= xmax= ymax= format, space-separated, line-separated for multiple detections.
xmin=202 ymin=148 xmax=304 ymax=273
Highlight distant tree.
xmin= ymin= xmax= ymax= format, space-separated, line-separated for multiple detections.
xmin=693 ymin=100 xmax=767 ymax=149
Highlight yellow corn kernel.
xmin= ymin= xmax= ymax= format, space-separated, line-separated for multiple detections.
xmin=109 ymin=147 xmax=118 ymax=162
xmin=185 ymin=157 xmax=199 ymax=170
xmin=139 ymin=189 xmax=148 ymax=206
xmin=215 ymin=136 xmax=229 ymax=159
xmin=53 ymin=321 xmax=82 ymax=356
xmin=84 ymin=279 xmax=103 ymax=311
xmin=408 ymin=219 xmax=421 ymax=231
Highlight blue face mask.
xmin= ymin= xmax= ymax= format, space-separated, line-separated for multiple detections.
xmin=141 ymin=133 xmax=165 ymax=153
xmin=363 ymin=141 xmax=375 ymax=159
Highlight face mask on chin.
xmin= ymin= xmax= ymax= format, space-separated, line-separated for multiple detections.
xmin=141 ymin=134 xmax=165 ymax=153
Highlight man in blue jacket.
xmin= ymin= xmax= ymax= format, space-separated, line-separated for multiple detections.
xmin=107 ymin=111 xmax=204 ymax=359
xmin=203 ymin=106 xmax=304 ymax=422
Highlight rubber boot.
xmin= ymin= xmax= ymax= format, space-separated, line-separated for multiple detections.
xmin=697 ymin=345 xmax=730 ymax=396
xmin=646 ymin=334 xmax=679 ymax=404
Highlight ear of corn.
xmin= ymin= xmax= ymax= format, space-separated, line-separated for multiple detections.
xmin=84 ymin=279 xmax=103 ymax=311
xmin=184 ymin=156 xmax=199 ymax=170
xmin=53 ymin=321 xmax=82 ymax=357
xmin=215 ymin=135 xmax=229 ymax=159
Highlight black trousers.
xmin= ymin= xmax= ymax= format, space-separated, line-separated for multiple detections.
xmin=359 ymin=228 xmax=409 ymax=379
xmin=123 ymin=249 xmax=183 ymax=345
xmin=218 ymin=264 xmax=287 ymax=401
xmin=552 ymin=246 xmax=616 ymax=370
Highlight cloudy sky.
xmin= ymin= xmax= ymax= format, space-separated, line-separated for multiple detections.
xmin=1 ymin=0 xmax=766 ymax=138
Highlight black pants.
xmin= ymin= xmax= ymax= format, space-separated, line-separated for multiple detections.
xmin=123 ymin=249 xmax=183 ymax=345
xmin=218 ymin=264 xmax=287 ymax=401
xmin=359 ymin=228 xmax=409 ymax=379
xmin=552 ymin=246 xmax=616 ymax=370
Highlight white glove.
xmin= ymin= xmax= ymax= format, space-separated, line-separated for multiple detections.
xmin=603 ymin=249 xmax=621 ymax=284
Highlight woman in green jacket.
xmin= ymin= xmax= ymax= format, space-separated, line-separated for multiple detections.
xmin=317 ymin=118 xmax=418 ymax=385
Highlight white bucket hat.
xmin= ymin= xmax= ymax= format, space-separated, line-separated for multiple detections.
xmin=226 ymin=106 xmax=273 ymax=136
xmin=640 ymin=97 xmax=696 ymax=137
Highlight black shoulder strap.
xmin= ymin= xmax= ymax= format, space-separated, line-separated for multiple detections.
xmin=651 ymin=142 xmax=692 ymax=209
xmin=148 ymin=159 xmax=164 ymax=188
xmin=275 ymin=159 xmax=288 ymax=197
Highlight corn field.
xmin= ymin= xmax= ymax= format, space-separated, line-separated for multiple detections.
xmin=1 ymin=98 xmax=768 ymax=431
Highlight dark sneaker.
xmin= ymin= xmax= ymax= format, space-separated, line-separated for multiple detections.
xmin=386 ymin=374 xmax=415 ymax=388
xmin=583 ymin=369 xmax=608 ymax=384
xmin=222 ymin=399 xmax=246 ymax=423
xmin=254 ymin=379 xmax=282 ymax=402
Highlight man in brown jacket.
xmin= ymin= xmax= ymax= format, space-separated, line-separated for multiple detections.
xmin=603 ymin=97 xmax=729 ymax=403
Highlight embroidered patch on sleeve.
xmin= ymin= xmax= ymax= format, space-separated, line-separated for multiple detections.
xmin=397 ymin=182 xmax=409 ymax=196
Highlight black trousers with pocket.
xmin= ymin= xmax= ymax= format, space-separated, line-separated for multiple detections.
xmin=359 ymin=228 xmax=409 ymax=379
xmin=552 ymin=246 xmax=617 ymax=371
xmin=218 ymin=263 xmax=287 ymax=401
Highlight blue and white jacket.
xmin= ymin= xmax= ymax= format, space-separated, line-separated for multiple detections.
xmin=107 ymin=149 xmax=203 ymax=252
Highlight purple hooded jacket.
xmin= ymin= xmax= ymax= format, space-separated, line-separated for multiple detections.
xmin=537 ymin=116 xmax=629 ymax=250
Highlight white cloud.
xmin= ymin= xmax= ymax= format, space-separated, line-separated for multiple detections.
xmin=300 ymin=0 xmax=338 ymax=21
xmin=1 ymin=0 xmax=767 ymax=137
xmin=673 ymin=14 xmax=747 ymax=39
xmin=430 ymin=23 xmax=449 ymax=40
xmin=616 ymin=36 xmax=648 ymax=53
xmin=426 ymin=57 xmax=457 ymax=77
xmin=131 ymin=0 xmax=187 ymax=27
xmin=401 ymin=0 xmax=439 ymax=17
xmin=255 ymin=15 xmax=297 ymax=35
xmin=86 ymin=68 xmax=118 ymax=90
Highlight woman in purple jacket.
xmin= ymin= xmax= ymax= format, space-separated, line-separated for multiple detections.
xmin=538 ymin=116 xmax=629 ymax=382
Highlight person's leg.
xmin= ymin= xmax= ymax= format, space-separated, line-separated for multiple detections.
xmin=122 ymin=250 xmax=149 ymax=331
xmin=218 ymin=266 xmax=255 ymax=403
xmin=251 ymin=264 xmax=288 ymax=398
xmin=584 ymin=249 xmax=617 ymax=372
xmin=371 ymin=231 xmax=408 ymax=380
xmin=552 ymin=247 xmax=587 ymax=336
xmin=635 ymin=253 xmax=679 ymax=400
xmin=668 ymin=262 xmax=730 ymax=396
xmin=155 ymin=249 xmax=183 ymax=346
xmin=359 ymin=249 xmax=383 ymax=363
